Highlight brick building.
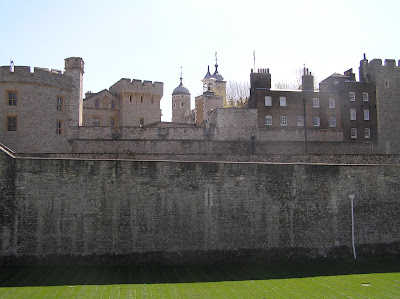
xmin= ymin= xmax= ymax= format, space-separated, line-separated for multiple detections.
xmin=249 ymin=59 xmax=378 ymax=148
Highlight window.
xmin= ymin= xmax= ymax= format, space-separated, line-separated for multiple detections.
xmin=141 ymin=96 xmax=143 ymax=103
xmin=139 ymin=118 xmax=144 ymax=127
xmin=385 ymin=80 xmax=389 ymax=88
xmin=265 ymin=115 xmax=272 ymax=126
xmin=313 ymin=117 xmax=320 ymax=127
xmin=181 ymin=95 xmax=183 ymax=99
xmin=110 ymin=117 xmax=116 ymax=128
xmin=349 ymin=92 xmax=355 ymax=102
xmin=180 ymin=102 xmax=184 ymax=107
xmin=7 ymin=116 xmax=17 ymax=131
xmin=130 ymin=95 xmax=133 ymax=102
xmin=364 ymin=128 xmax=371 ymax=139
xmin=7 ymin=91 xmax=17 ymax=106
xmin=56 ymin=120 xmax=63 ymax=135
xmin=330 ymin=117 xmax=336 ymax=127
xmin=173 ymin=102 xmax=176 ymax=108
xmin=350 ymin=108 xmax=356 ymax=120
xmin=93 ymin=117 xmax=100 ymax=127
xmin=313 ymin=98 xmax=319 ymax=108
xmin=329 ymin=98 xmax=335 ymax=108
xmin=94 ymin=99 xmax=99 ymax=108
xmin=334 ymin=80 xmax=338 ymax=85
xmin=364 ymin=109 xmax=370 ymax=121
xmin=56 ymin=97 xmax=63 ymax=111
xmin=363 ymin=92 xmax=369 ymax=102
xmin=297 ymin=116 xmax=304 ymax=126
xmin=111 ymin=100 xmax=116 ymax=109
xmin=264 ymin=96 xmax=272 ymax=106
xmin=280 ymin=116 xmax=287 ymax=126
xmin=279 ymin=97 xmax=286 ymax=107
xmin=351 ymin=128 xmax=357 ymax=138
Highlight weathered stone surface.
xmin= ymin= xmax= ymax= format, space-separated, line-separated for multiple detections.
xmin=1 ymin=149 xmax=399 ymax=265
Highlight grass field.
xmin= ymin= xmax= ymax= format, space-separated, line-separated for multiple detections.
xmin=0 ymin=257 xmax=399 ymax=298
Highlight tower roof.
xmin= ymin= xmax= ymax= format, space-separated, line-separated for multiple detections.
xmin=172 ymin=77 xmax=190 ymax=95
xmin=212 ymin=64 xmax=224 ymax=81
xmin=202 ymin=65 xmax=213 ymax=80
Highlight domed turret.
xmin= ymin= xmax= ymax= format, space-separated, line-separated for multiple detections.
xmin=172 ymin=77 xmax=191 ymax=96
xmin=172 ymin=68 xmax=191 ymax=123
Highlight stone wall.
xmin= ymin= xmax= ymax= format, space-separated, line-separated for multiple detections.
xmin=1 ymin=148 xmax=399 ymax=265
xmin=0 ymin=66 xmax=72 ymax=153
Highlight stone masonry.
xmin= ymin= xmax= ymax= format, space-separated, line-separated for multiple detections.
xmin=1 ymin=147 xmax=399 ymax=264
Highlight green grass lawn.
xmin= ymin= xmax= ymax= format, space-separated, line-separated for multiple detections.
xmin=0 ymin=257 xmax=399 ymax=298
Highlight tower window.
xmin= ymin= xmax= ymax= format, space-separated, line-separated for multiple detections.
xmin=141 ymin=96 xmax=143 ymax=103
xmin=350 ymin=108 xmax=356 ymax=120
xmin=7 ymin=91 xmax=17 ymax=106
xmin=364 ymin=128 xmax=371 ymax=139
xmin=130 ymin=95 xmax=132 ymax=102
xmin=173 ymin=102 xmax=176 ymax=108
xmin=329 ymin=98 xmax=335 ymax=108
xmin=180 ymin=102 xmax=184 ymax=107
xmin=56 ymin=120 xmax=63 ymax=135
xmin=56 ymin=97 xmax=63 ymax=111
xmin=297 ymin=116 xmax=304 ymax=126
xmin=364 ymin=109 xmax=370 ymax=120
xmin=139 ymin=118 xmax=144 ymax=127
xmin=7 ymin=116 xmax=17 ymax=131
xmin=264 ymin=96 xmax=272 ymax=106
xmin=265 ymin=115 xmax=272 ymax=125
xmin=330 ymin=117 xmax=336 ymax=127
xmin=93 ymin=117 xmax=100 ymax=126
xmin=181 ymin=95 xmax=183 ymax=99
xmin=351 ymin=128 xmax=357 ymax=138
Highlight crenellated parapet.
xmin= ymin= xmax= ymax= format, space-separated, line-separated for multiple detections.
xmin=0 ymin=65 xmax=72 ymax=90
xmin=109 ymin=78 xmax=163 ymax=96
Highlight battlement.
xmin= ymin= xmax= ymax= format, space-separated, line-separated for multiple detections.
xmin=0 ymin=64 xmax=72 ymax=90
xmin=369 ymin=58 xmax=400 ymax=68
xmin=109 ymin=78 xmax=163 ymax=95
xmin=65 ymin=57 xmax=84 ymax=73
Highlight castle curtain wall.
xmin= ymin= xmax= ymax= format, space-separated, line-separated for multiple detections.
xmin=1 ymin=149 xmax=399 ymax=264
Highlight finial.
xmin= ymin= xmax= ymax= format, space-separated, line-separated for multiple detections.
xmin=180 ymin=66 xmax=183 ymax=84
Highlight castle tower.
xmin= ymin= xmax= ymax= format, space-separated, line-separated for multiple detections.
xmin=172 ymin=68 xmax=191 ymax=123
xmin=64 ymin=57 xmax=84 ymax=127
xmin=212 ymin=53 xmax=227 ymax=107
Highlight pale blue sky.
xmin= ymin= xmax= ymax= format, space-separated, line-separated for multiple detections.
xmin=1 ymin=0 xmax=399 ymax=121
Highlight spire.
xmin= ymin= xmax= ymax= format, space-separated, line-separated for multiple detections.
xmin=180 ymin=66 xmax=183 ymax=86
xmin=212 ymin=52 xmax=224 ymax=81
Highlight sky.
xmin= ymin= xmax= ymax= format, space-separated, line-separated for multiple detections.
xmin=1 ymin=0 xmax=399 ymax=121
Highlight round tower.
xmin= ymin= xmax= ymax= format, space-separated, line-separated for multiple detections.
xmin=172 ymin=69 xmax=191 ymax=123
xmin=64 ymin=57 xmax=84 ymax=128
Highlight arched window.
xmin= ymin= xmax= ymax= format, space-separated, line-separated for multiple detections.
xmin=95 ymin=99 xmax=99 ymax=108
xmin=111 ymin=100 xmax=116 ymax=109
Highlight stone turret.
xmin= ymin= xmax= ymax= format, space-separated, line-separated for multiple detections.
xmin=64 ymin=57 xmax=84 ymax=127
xmin=172 ymin=70 xmax=191 ymax=123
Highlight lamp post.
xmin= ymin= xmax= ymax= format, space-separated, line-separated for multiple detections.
xmin=349 ymin=194 xmax=357 ymax=259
